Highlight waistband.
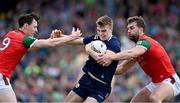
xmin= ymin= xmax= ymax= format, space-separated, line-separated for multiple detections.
xmin=0 ymin=73 xmax=9 ymax=85
xmin=86 ymin=71 xmax=107 ymax=85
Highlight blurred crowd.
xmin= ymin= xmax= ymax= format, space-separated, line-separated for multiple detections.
xmin=0 ymin=0 xmax=180 ymax=102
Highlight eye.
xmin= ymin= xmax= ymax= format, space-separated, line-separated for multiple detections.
xmin=102 ymin=30 xmax=107 ymax=32
xmin=130 ymin=26 xmax=134 ymax=30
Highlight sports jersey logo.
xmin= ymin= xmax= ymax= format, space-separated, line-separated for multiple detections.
xmin=101 ymin=74 xmax=104 ymax=78
xmin=75 ymin=83 xmax=80 ymax=88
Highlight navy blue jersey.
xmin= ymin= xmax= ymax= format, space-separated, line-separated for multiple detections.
xmin=83 ymin=34 xmax=121 ymax=85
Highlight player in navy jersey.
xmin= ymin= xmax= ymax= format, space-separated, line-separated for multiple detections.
xmin=62 ymin=15 xmax=121 ymax=102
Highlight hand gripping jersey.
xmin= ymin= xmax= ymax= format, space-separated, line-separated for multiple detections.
xmin=0 ymin=30 xmax=36 ymax=78
xmin=136 ymin=34 xmax=175 ymax=83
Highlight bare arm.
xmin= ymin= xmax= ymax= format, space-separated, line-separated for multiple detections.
xmin=97 ymin=46 xmax=145 ymax=65
xmin=85 ymin=42 xmax=100 ymax=60
xmin=31 ymin=28 xmax=82 ymax=48
xmin=115 ymin=59 xmax=136 ymax=75
xmin=54 ymin=34 xmax=84 ymax=45
xmin=97 ymin=46 xmax=146 ymax=65
xmin=111 ymin=46 xmax=146 ymax=60
xmin=85 ymin=43 xmax=115 ymax=66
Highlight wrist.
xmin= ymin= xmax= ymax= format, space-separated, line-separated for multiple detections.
xmin=69 ymin=35 xmax=77 ymax=40
xmin=108 ymin=54 xmax=114 ymax=60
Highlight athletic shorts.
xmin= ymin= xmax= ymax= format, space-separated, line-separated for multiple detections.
xmin=73 ymin=73 xmax=111 ymax=102
xmin=0 ymin=73 xmax=12 ymax=91
xmin=146 ymin=73 xmax=180 ymax=96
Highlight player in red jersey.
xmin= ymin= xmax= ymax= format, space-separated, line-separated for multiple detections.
xmin=0 ymin=12 xmax=81 ymax=102
xmin=97 ymin=16 xmax=180 ymax=102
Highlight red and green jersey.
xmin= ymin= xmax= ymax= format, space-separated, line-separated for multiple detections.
xmin=0 ymin=30 xmax=37 ymax=78
xmin=136 ymin=34 xmax=175 ymax=83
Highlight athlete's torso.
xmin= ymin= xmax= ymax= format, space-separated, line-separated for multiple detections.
xmin=137 ymin=34 xmax=175 ymax=83
xmin=0 ymin=30 xmax=36 ymax=78
xmin=83 ymin=34 xmax=121 ymax=85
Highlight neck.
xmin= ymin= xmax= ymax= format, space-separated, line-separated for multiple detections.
xmin=19 ymin=28 xmax=24 ymax=32
xmin=19 ymin=27 xmax=27 ymax=34
xmin=106 ymin=34 xmax=112 ymax=41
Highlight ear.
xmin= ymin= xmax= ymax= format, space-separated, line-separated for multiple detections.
xmin=139 ymin=27 xmax=144 ymax=33
xmin=24 ymin=23 xmax=29 ymax=28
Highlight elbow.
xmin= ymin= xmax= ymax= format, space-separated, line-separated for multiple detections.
xmin=131 ymin=53 xmax=141 ymax=58
xmin=127 ymin=52 xmax=139 ymax=59
xmin=115 ymin=65 xmax=124 ymax=75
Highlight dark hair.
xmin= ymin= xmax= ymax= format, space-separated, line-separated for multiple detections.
xmin=96 ymin=15 xmax=113 ymax=29
xmin=127 ymin=16 xmax=146 ymax=32
xmin=18 ymin=12 xmax=40 ymax=28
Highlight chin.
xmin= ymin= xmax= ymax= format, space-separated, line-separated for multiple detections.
xmin=129 ymin=37 xmax=139 ymax=43
xmin=100 ymin=38 xmax=107 ymax=41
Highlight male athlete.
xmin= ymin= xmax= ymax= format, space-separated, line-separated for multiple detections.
xmin=63 ymin=15 xmax=121 ymax=102
xmin=0 ymin=12 xmax=81 ymax=102
xmin=97 ymin=16 xmax=180 ymax=102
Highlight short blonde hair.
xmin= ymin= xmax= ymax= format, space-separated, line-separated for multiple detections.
xmin=96 ymin=15 xmax=113 ymax=29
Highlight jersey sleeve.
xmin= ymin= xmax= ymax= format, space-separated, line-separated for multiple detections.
xmin=137 ymin=39 xmax=151 ymax=50
xmin=83 ymin=35 xmax=96 ymax=45
xmin=23 ymin=36 xmax=37 ymax=48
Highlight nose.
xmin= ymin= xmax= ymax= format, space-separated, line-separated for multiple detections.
xmin=99 ymin=31 xmax=104 ymax=35
xmin=35 ymin=28 xmax=38 ymax=33
xmin=36 ymin=28 xmax=38 ymax=31
xmin=127 ymin=29 xmax=130 ymax=33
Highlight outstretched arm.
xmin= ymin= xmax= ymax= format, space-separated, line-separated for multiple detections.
xmin=50 ymin=30 xmax=84 ymax=45
xmin=97 ymin=39 xmax=150 ymax=65
xmin=111 ymin=46 xmax=146 ymax=60
xmin=97 ymin=46 xmax=147 ymax=65
xmin=31 ymin=28 xmax=82 ymax=48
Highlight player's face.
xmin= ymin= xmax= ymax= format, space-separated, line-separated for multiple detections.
xmin=127 ymin=22 xmax=140 ymax=43
xmin=97 ymin=25 xmax=112 ymax=41
xmin=26 ymin=19 xmax=38 ymax=36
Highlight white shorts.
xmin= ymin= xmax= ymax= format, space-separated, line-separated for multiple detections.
xmin=0 ymin=74 xmax=12 ymax=91
xmin=146 ymin=74 xmax=180 ymax=96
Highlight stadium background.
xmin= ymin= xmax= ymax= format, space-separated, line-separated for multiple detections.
xmin=0 ymin=0 xmax=180 ymax=102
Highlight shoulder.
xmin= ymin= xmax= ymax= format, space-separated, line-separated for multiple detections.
xmin=109 ymin=35 xmax=121 ymax=45
xmin=6 ymin=30 xmax=25 ymax=38
xmin=106 ymin=35 xmax=121 ymax=52
xmin=137 ymin=39 xmax=151 ymax=50
xmin=23 ymin=36 xmax=37 ymax=48
xmin=83 ymin=34 xmax=97 ymax=44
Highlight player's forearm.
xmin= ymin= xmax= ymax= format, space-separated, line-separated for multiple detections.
xmin=62 ymin=35 xmax=83 ymax=45
xmin=36 ymin=35 xmax=78 ymax=48
xmin=115 ymin=64 xmax=126 ymax=75
xmin=115 ymin=60 xmax=136 ymax=75
xmin=50 ymin=35 xmax=79 ymax=47
xmin=87 ymin=49 xmax=100 ymax=61
xmin=53 ymin=34 xmax=83 ymax=45
xmin=67 ymin=38 xmax=84 ymax=45
xmin=111 ymin=50 xmax=136 ymax=60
